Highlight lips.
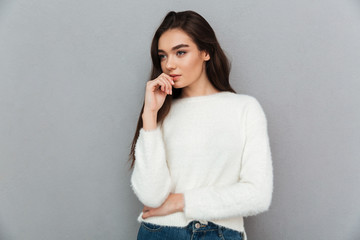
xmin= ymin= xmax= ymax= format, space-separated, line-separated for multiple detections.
xmin=170 ymin=74 xmax=181 ymax=81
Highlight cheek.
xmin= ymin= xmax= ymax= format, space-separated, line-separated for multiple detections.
xmin=160 ymin=62 xmax=166 ymax=72
xmin=183 ymin=56 xmax=203 ymax=72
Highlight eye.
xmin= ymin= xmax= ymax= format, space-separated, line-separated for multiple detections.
xmin=177 ymin=51 xmax=186 ymax=56
xmin=158 ymin=54 xmax=166 ymax=61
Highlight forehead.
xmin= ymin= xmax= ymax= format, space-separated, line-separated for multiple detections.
xmin=158 ymin=29 xmax=195 ymax=50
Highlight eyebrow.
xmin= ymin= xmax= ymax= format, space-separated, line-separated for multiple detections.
xmin=158 ymin=44 xmax=190 ymax=53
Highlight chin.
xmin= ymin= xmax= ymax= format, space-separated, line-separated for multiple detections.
xmin=172 ymin=83 xmax=182 ymax=89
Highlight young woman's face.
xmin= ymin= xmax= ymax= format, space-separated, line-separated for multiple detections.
xmin=158 ymin=28 xmax=210 ymax=89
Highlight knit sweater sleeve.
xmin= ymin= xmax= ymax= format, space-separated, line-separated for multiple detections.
xmin=183 ymin=97 xmax=273 ymax=220
xmin=130 ymin=125 xmax=172 ymax=208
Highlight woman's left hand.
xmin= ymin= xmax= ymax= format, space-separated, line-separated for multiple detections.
xmin=142 ymin=193 xmax=184 ymax=219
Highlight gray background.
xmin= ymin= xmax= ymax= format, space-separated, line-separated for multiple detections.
xmin=1 ymin=0 xmax=359 ymax=239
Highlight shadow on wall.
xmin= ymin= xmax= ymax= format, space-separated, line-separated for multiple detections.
xmin=0 ymin=219 xmax=14 ymax=240
xmin=350 ymin=216 xmax=360 ymax=240
xmin=0 ymin=0 xmax=20 ymax=23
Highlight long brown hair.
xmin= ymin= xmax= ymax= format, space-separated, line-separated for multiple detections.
xmin=128 ymin=10 xmax=236 ymax=170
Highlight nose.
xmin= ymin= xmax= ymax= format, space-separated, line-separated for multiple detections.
xmin=165 ymin=56 xmax=176 ymax=70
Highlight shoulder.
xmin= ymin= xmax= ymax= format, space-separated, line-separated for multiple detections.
xmin=225 ymin=93 xmax=268 ymax=122
xmin=223 ymin=92 xmax=263 ymax=108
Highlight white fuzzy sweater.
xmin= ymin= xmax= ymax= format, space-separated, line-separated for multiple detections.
xmin=130 ymin=91 xmax=273 ymax=239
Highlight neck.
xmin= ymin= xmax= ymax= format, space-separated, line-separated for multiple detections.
xmin=179 ymin=71 xmax=219 ymax=98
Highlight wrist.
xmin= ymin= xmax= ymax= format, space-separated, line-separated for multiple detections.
xmin=142 ymin=110 xmax=157 ymax=130
xmin=176 ymin=193 xmax=185 ymax=212
xmin=142 ymin=108 xmax=157 ymax=115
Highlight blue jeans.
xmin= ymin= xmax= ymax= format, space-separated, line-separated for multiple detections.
xmin=137 ymin=220 xmax=244 ymax=240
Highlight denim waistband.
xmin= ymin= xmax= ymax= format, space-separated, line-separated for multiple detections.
xmin=141 ymin=220 xmax=245 ymax=239
xmin=186 ymin=220 xmax=220 ymax=232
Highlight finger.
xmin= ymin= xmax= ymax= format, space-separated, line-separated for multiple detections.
xmin=161 ymin=73 xmax=175 ymax=84
xmin=162 ymin=73 xmax=175 ymax=91
xmin=162 ymin=77 xmax=172 ymax=95
xmin=143 ymin=210 xmax=151 ymax=219
xmin=158 ymin=77 xmax=171 ymax=95
xmin=163 ymin=76 xmax=173 ymax=95
xmin=146 ymin=80 xmax=162 ymax=93
xmin=162 ymin=75 xmax=173 ymax=94
xmin=163 ymin=75 xmax=174 ymax=95
xmin=156 ymin=77 xmax=168 ymax=93
xmin=149 ymin=78 xmax=166 ymax=94
xmin=153 ymin=74 xmax=172 ymax=95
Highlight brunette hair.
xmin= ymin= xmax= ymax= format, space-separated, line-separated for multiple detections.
xmin=128 ymin=10 xmax=236 ymax=170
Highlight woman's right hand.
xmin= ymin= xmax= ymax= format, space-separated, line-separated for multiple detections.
xmin=143 ymin=73 xmax=175 ymax=113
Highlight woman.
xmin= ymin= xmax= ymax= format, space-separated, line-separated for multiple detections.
xmin=128 ymin=10 xmax=273 ymax=240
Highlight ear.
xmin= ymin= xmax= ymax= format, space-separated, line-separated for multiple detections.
xmin=202 ymin=50 xmax=210 ymax=61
